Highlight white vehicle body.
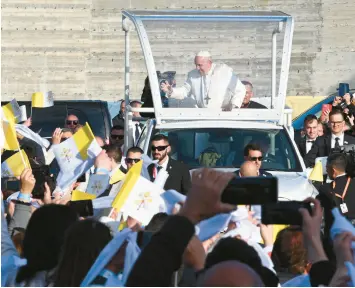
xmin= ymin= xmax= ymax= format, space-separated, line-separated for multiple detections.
xmin=120 ymin=10 xmax=318 ymax=201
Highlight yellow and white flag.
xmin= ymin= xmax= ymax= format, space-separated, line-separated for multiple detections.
xmin=1 ymin=150 xmax=30 ymax=178
xmin=52 ymin=122 xmax=102 ymax=189
xmin=31 ymin=91 xmax=54 ymax=108
xmin=2 ymin=99 xmax=22 ymax=123
xmin=110 ymin=168 xmax=126 ymax=184
xmin=2 ymin=120 xmax=19 ymax=151
xmin=111 ymin=160 xmax=164 ymax=226
xmin=72 ymin=190 xmax=97 ymax=201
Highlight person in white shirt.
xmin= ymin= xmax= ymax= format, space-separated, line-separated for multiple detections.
xmin=304 ymin=109 xmax=355 ymax=167
xmin=161 ymin=51 xmax=246 ymax=110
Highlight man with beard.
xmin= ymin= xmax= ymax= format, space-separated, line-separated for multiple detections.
xmin=147 ymin=134 xmax=191 ymax=195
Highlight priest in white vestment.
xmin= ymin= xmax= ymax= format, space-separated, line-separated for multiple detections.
xmin=161 ymin=51 xmax=246 ymax=110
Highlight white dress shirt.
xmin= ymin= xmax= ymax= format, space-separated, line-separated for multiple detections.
xmin=157 ymin=156 xmax=169 ymax=172
xmin=331 ymin=133 xmax=344 ymax=148
xmin=306 ymin=137 xmax=317 ymax=154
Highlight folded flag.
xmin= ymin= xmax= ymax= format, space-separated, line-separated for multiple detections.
xmin=1 ymin=150 xmax=30 ymax=178
xmin=53 ymin=123 xmax=102 ymax=189
xmin=111 ymin=160 xmax=164 ymax=226
xmin=86 ymin=174 xmax=110 ymax=197
xmin=81 ymin=228 xmax=141 ymax=287
xmin=31 ymin=91 xmax=54 ymax=108
xmin=2 ymin=99 xmax=21 ymax=123
xmin=2 ymin=120 xmax=19 ymax=151
xmin=110 ymin=167 xmax=125 ymax=184
xmin=196 ymin=213 xmax=232 ymax=242
xmin=16 ymin=105 xmax=27 ymax=123
xmin=72 ymin=190 xmax=97 ymax=201
xmin=15 ymin=124 xmax=50 ymax=149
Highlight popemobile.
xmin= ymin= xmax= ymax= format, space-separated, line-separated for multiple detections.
xmin=120 ymin=10 xmax=319 ymax=201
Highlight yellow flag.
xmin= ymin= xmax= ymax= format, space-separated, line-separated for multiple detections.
xmin=73 ymin=122 xmax=95 ymax=160
xmin=71 ymin=190 xmax=97 ymax=201
xmin=110 ymin=168 xmax=126 ymax=184
xmin=1 ymin=150 xmax=30 ymax=177
xmin=2 ymin=120 xmax=19 ymax=151
xmin=2 ymin=99 xmax=21 ymax=123
xmin=309 ymin=161 xmax=324 ymax=182
xmin=111 ymin=160 xmax=142 ymax=210
xmin=32 ymin=91 xmax=54 ymax=108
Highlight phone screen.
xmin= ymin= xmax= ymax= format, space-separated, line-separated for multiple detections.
xmin=261 ymin=201 xmax=312 ymax=225
xmin=221 ymin=177 xmax=278 ymax=205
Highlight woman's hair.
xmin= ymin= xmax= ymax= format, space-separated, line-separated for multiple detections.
xmin=16 ymin=205 xmax=78 ymax=284
xmin=54 ymin=219 xmax=112 ymax=287
xmin=271 ymin=226 xmax=308 ymax=274
xmin=11 ymin=228 xmax=26 ymax=257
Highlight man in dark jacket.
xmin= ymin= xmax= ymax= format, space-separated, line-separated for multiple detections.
xmin=112 ymin=101 xmax=125 ymax=127
xmin=148 ymin=134 xmax=191 ymax=195
xmin=240 ymin=81 xmax=267 ymax=109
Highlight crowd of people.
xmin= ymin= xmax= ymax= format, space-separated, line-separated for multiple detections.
xmin=1 ymin=50 xmax=355 ymax=287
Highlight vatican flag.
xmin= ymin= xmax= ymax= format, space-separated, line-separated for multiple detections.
xmin=52 ymin=122 xmax=102 ymax=189
xmin=2 ymin=120 xmax=19 ymax=151
xmin=111 ymin=160 xmax=164 ymax=226
xmin=71 ymin=190 xmax=97 ymax=201
xmin=1 ymin=150 xmax=30 ymax=178
xmin=109 ymin=168 xmax=125 ymax=184
xmin=31 ymin=91 xmax=54 ymax=108
xmin=2 ymin=99 xmax=21 ymax=123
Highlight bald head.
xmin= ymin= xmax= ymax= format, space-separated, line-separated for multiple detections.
xmin=198 ymin=261 xmax=264 ymax=287
xmin=240 ymin=161 xmax=258 ymax=177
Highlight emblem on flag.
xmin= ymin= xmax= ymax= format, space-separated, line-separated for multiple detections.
xmin=135 ymin=192 xmax=153 ymax=211
xmin=60 ymin=147 xmax=73 ymax=163
xmin=91 ymin=181 xmax=104 ymax=195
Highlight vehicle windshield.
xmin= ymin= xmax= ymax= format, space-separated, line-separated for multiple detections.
xmin=148 ymin=128 xmax=302 ymax=172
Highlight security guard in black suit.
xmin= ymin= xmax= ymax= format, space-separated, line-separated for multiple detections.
xmin=317 ymin=153 xmax=355 ymax=238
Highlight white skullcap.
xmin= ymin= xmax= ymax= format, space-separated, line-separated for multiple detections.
xmin=196 ymin=51 xmax=211 ymax=58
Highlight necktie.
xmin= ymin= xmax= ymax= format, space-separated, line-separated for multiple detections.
xmin=307 ymin=140 xmax=315 ymax=143
xmin=335 ymin=137 xmax=340 ymax=149
xmin=153 ymin=166 xmax=162 ymax=179
xmin=135 ymin=123 xmax=140 ymax=142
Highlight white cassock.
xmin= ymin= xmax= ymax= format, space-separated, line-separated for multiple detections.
xmin=168 ymin=63 xmax=246 ymax=109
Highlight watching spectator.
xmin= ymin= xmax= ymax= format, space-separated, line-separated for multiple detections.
xmin=241 ymin=81 xmax=267 ymax=109
xmin=65 ymin=114 xmax=79 ymax=132
xmin=296 ymin=114 xmax=318 ymax=159
xmin=125 ymin=146 xmax=143 ymax=172
xmin=112 ymin=101 xmax=125 ymax=127
xmin=110 ymin=125 xmax=124 ymax=149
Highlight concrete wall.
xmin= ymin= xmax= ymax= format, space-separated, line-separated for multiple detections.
xmin=1 ymin=0 xmax=355 ymax=102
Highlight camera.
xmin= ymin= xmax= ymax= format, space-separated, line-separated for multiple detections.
xmin=330 ymin=144 xmax=355 ymax=178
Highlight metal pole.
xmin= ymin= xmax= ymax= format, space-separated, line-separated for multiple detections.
xmin=123 ymin=19 xmax=130 ymax=154
xmin=271 ymin=22 xmax=283 ymax=109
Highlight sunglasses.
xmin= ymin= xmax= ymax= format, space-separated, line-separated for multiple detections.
xmin=126 ymin=158 xmax=141 ymax=164
xmin=249 ymin=156 xmax=263 ymax=161
xmin=151 ymin=145 xmax=169 ymax=152
xmin=66 ymin=120 xmax=78 ymax=125
xmin=111 ymin=135 xmax=124 ymax=140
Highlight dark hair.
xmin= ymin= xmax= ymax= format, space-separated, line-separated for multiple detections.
xmin=329 ymin=109 xmax=345 ymax=121
xmin=127 ymin=146 xmax=144 ymax=156
xmin=105 ymin=144 xmax=123 ymax=164
xmin=244 ymin=143 xmax=262 ymax=157
xmin=242 ymin=80 xmax=253 ymax=88
xmin=271 ymin=226 xmax=308 ymax=275
xmin=54 ymin=219 xmax=112 ymax=287
xmin=303 ymin=114 xmax=317 ymax=126
xmin=205 ymin=238 xmax=278 ymax=286
xmin=151 ymin=134 xmax=169 ymax=144
xmin=111 ymin=125 xmax=124 ymax=133
xmin=16 ymin=205 xmax=78 ymax=284
xmin=144 ymin=213 xmax=169 ymax=233
xmin=130 ymin=100 xmax=142 ymax=107
xmin=327 ymin=153 xmax=348 ymax=172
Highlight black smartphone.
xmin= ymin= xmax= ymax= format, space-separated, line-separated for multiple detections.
xmin=221 ymin=177 xmax=278 ymax=205
xmin=4 ymin=179 xmax=20 ymax=191
xmin=261 ymin=201 xmax=312 ymax=226
xmin=136 ymin=231 xmax=153 ymax=250
xmin=32 ymin=166 xmax=56 ymax=199
xmin=77 ymin=173 xmax=86 ymax=183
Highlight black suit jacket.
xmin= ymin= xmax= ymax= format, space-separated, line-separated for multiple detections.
xmin=296 ymin=137 xmax=307 ymax=159
xmin=304 ymin=134 xmax=355 ymax=167
xmin=242 ymin=101 xmax=267 ymax=109
xmin=148 ymin=158 xmax=191 ymax=195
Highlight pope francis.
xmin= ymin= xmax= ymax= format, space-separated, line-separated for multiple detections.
xmin=161 ymin=51 xmax=246 ymax=110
